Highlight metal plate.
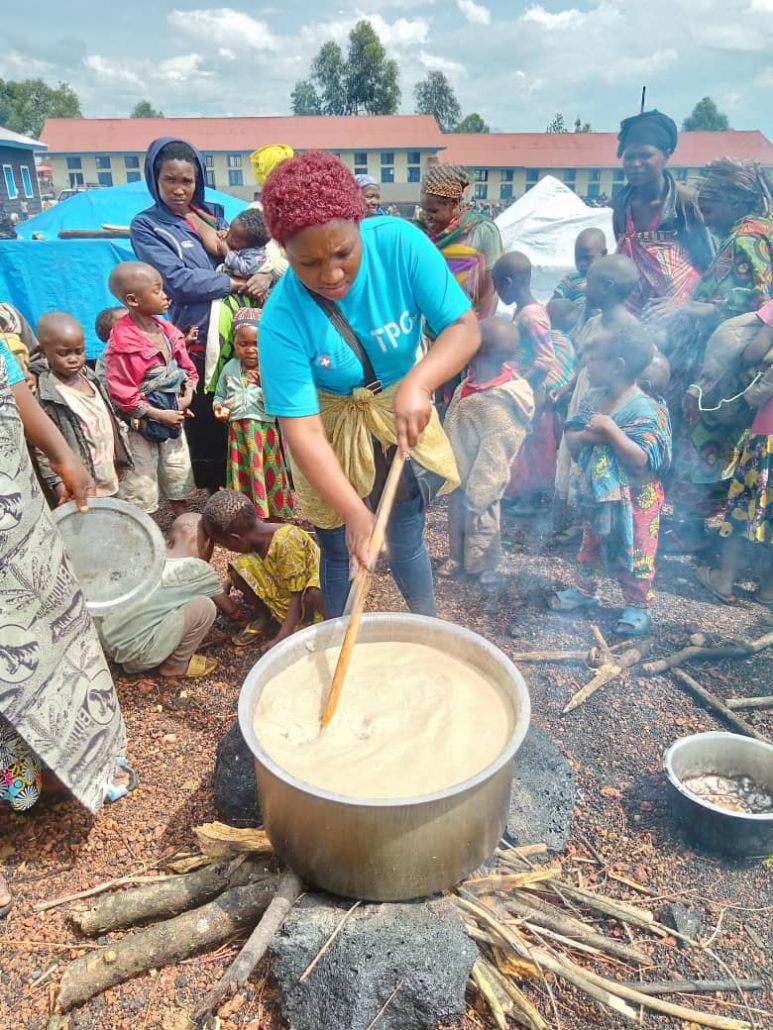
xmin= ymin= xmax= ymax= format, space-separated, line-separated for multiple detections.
xmin=53 ymin=498 xmax=166 ymax=615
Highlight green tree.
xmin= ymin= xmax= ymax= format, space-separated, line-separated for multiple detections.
xmin=291 ymin=20 xmax=401 ymax=117
xmin=346 ymin=21 xmax=400 ymax=115
xmin=683 ymin=97 xmax=730 ymax=131
xmin=130 ymin=99 xmax=164 ymax=118
xmin=546 ymin=113 xmax=568 ymax=134
xmin=0 ymin=78 xmax=81 ymax=138
xmin=574 ymin=116 xmax=592 ymax=133
xmin=455 ymin=112 xmax=489 ymax=133
xmin=290 ymin=79 xmax=322 ymax=116
xmin=414 ymin=71 xmax=461 ymax=133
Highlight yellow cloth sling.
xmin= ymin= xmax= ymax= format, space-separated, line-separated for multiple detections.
xmin=290 ymin=381 xmax=460 ymax=530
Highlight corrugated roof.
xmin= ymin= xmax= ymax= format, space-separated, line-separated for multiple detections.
xmin=439 ymin=131 xmax=773 ymax=169
xmin=40 ymin=115 xmax=445 ymax=154
xmin=0 ymin=126 xmax=46 ymax=150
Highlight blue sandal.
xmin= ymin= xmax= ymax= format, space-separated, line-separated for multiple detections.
xmin=615 ymin=607 xmax=652 ymax=637
xmin=548 ymin=587 xmax=599 ymax=612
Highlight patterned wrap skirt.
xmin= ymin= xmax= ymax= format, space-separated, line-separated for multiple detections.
xmin=227 ymin=418 xmax=295 ymax=520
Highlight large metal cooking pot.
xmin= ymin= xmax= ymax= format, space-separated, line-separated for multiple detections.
xmin=238 ymin=613 xmax=531 ymax=901
xmin=664 ymin=731 xmax=773 ymax=858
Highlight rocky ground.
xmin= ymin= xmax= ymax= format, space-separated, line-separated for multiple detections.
xmin=1 ymin=496 xmax=771 ymax=1030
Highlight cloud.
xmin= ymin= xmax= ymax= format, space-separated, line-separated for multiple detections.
xmin=366 ymin=13 xmax=430 ymax=47
xmin=168 ymin=7 xmax=277 ymax=50
xmin=218 ymin=47 xmax=237 ymax=61
xmin=83 ymin=55 xmax=143 ymax=87
xmin=156 ymin=54 xmax=213 ymax=83
xmin=455 ymin=0 xmax=490 ymax=25
xmin=755 ymin=66 xmax=773 ymax=87
xmin=419 ymin=51 xmax=467 ymax=78
xmin=603 ymin=48 xmax=678 ymax=83
xmin=521 ymin=5 xmax=585 ymax=29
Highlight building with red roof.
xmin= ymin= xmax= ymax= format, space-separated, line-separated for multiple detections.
xmin=40 ymin=116 xmax=773 ymax=207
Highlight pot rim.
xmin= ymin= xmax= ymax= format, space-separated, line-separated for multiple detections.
xmin=664 ymin=731 xmax=773 ymax=823
xmin=238 ymin=612 xmax=531 ymax=809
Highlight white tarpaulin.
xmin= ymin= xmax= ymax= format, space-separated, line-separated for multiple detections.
xmin=494 ymin=175 xmax=616 ymax=306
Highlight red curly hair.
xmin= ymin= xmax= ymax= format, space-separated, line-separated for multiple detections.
xmin=261 ymin=150 xmax=365 ymax=245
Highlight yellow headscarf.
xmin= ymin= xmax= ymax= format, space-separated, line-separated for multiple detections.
xmin=250 ymin=144 xmax=295 ymax=185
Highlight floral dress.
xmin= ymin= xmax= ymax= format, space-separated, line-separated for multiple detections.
xmin=231 ymin=524 xmax=322 ymax=624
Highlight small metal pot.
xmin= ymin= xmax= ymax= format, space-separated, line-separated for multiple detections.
xmin=238 ymin=613 xmax=531 ymax=901
xmin=664 ymin=732 xmax=773 ymax=858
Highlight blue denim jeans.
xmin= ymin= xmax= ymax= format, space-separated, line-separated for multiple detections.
xmin=315 ymin=488 xmax=437 ymax=619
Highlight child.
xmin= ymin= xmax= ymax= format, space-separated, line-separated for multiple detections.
xmin=545 ymin=298 xmax=579 ymax=398
xmin=696 ymin=302 xmax=773 ymax=605
xmin=202 ymin=489 xmax=324 ymax=651
xmin=553 ymin=324 xmax=671 ymax=636
xmin=551 ymin=227 xmax=608 ymax=319
xmin=213 ymin=308 xmax=294 ymax=520
xmin=35 ymin=312 xmax=132 ymax=501
xmin=105 ymin=261 xmax=198 ymax=515
xmin=440 ymin=318 xmax=535 ymax=585
xmin=493 ymin=251 xmax=559 ymax=511
xmin=95 ymin=306 xmax=127 ymax=348
xmin=554 ymin=254 xmax=641 ymax=503
xmin=218 ymin=209 xmax=273 ymax=278
xmin=99 ymin=514 xmax=241 ymax=678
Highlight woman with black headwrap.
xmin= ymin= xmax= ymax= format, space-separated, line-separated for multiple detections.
xmin=614 ymin=110 xmax=713 ymax=316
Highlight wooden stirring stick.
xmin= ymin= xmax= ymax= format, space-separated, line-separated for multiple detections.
xmin=320 ymin=450 xmax=406 ymax=729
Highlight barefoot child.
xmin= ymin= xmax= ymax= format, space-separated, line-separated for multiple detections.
xmin=105 ymin=262 xmax=197 ymax=515
xmin=213 ymin=308 xmax=294 ymax=519
xmin=202 ymin=489 xmax=323 ymax=651
xmin=441 ymin=318 xmax=534 ymax=586
xmin=554 ymin=324 xmax=671 ymax=636
xmin=35 ymin=312 xmax=132 ymax=501
xmin=98 ymin=513 xmax=241 ymax=679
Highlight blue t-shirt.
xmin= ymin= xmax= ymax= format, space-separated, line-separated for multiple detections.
xmin=259 ymin=216 xmax=471 ymax=417
xmin=0 ymin=338 xmax=24 ymax=386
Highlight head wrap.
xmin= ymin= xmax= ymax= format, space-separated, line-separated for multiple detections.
xmin=233 ymin=307 xmax=262 ymax=330
xmin=617 ymin=110 xmax=678 ymax=158
xmin=355 ymin=173 xmax=378 ymax=189
xmin=422 ymin=164 xmax=471 ymax=201
xmin=699 ymin=158 xmax=773 ymax=215
xmin=250 ymin=144 xmax=294 ymax=186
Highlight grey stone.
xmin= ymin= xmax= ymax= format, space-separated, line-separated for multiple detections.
xmin=273 ymin=895 xmax=477 ymax=1030
xmin=661 ymin=903 xmax=702 ymax=946
xmin=507 ymin=725 xmax=575 ymax=852
xmin=212 ymin=719 xmax=262 ymax=827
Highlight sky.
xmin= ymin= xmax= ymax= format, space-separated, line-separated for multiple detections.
xmin=2 ymin=0 xmax=772 ymax=136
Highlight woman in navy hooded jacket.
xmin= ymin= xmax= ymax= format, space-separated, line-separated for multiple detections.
xmin=130 ymin=137 xmax=270 ymax=491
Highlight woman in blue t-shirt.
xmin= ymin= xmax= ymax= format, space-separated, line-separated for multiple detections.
xmin=258 ymin=151 xmax=480 ymax=617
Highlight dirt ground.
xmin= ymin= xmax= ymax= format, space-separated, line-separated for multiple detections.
xmin=1 ymin=497 xmax=771 ymax=1030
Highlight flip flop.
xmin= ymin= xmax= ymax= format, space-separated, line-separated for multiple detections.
xmin=548 ymin=587 xmax=599 ymax=612
xmin=694 ymin=565 xmax=736 ymax=605
xmin=163 ymin=654 xmax=219 ymax=678
xmin=105 ymin=757 xmax=139 ymax=803
xmin=232 ymin=620 xmax=268 ymax=648
xmin=614 ymin=607 xmax=653 ymax=637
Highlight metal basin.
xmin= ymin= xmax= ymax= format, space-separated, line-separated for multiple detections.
xmin=664 ymin=732 xmax=773 ymax=858
xmin=238 ymin=613 xmax=531 ymax=901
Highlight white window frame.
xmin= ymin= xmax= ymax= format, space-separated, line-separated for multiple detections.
xmin=227 ymin=154 xmax=242 ymax=169
xmin=3 ymin=165 xmax=18 ymax=199
xmin=20 ymin=166 xmax=34 ymax=198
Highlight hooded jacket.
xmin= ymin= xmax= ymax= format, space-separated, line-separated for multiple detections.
xmin=130 ymin=137 xmax=232 ymax=340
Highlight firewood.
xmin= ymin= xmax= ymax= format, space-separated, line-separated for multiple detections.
xmin=55 ymin=880 xmax=274 ymax=1012
xmin=563 ymin=639 xmax=652 ymax=713
xmin=72 ymin=858 xmax=274 ymax=935
xmin=671 ymin=669 xmax=771 ymax=744
xmin=529 ymin=881 xmax=656 ymax=930
xmin=616 ymin=978 xmax=762 ymax=996
xmin=644 ymin=629 xmax=773 ymax=675
xmin=725 ymin=695 xmax=773 ymax=711
xmin=192 ymin=869 xmax=302 ymax=1023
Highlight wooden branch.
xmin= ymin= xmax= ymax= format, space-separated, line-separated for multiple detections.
xmin=617 ymin=979 xmax=762 ymax=996
xmin=644 ymin=630 xmax=773 ymax=675
xmin=527 ymin=881 xmax=656 ymax=931
xmin=55 ymin=880 xmax=274 ymax=1012
xmin=508 ymin=649 xmax=590 ymax=662
xmin=34 ymin=874 xmax=170 ymax=913
xmin=671 ymin=669 xmax=771 ymax=744
xmin=563 ymin=639 xmax=652 ymax=713
xmin=471 ymin=959 xmax=509 ymax=1030
xmin=725 ymin=696 xmax=773 ymax=711
xmin=505 ymin=893 xmax=650 ymax=965
xmin=192 ymin=870 xmax=302 ymax=1023
xmin=71 ymin=858 xmax=270 ymax=935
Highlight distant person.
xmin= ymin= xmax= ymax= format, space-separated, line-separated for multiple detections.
xmin=355 ymin=174 xmax=385 ymax=217
xmin=613 ymin=109 xmax=712 ymax=315
xmin=554 ymin=324 xmax=671 ymax=636
xmin=441 ymin=317 xmax=534 ymax=586
xmin=0 ymin=200 xmax=17 ymax=239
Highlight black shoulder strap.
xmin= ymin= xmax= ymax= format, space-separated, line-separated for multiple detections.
xmin=307 ymin=290 xmax=381 ymax=392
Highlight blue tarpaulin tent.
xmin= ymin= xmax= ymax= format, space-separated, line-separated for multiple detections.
xmin=1 ymin=181 xmax=247 ymax=358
